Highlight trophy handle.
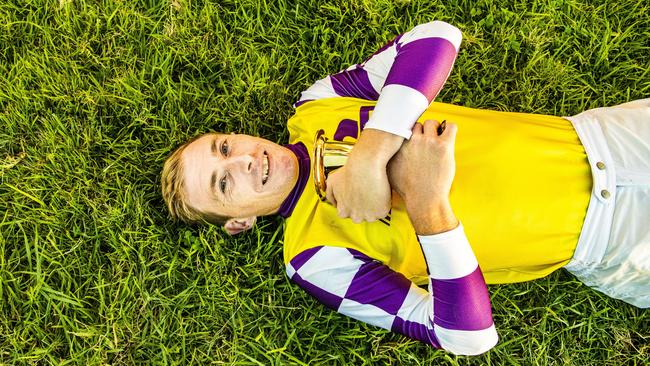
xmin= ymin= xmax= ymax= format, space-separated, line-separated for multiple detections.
xmin=313 ymin=130 xmax=328 ymax=201
xmin=313 ymin=130 xmax=356 ymax=202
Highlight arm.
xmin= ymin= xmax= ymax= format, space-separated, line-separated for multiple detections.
xmin=286 ymin=226 xmax=497 ymax=355
xmin=296 ymin=20 xmax=462 ymax=131
xmin=297 ymin=20 xmax=461 ymax=140
xmin=289 ymin=121 xmax=497 ymax=354
xmin=308 ymin=21 xmax=462 ymax=222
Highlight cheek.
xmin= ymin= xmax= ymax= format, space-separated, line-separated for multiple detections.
xmin=277 ymin=153 xmax=293 ymax=171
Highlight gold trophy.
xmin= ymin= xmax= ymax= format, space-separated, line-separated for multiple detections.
xmin=313 ymin=129 xmax=354 ymax=201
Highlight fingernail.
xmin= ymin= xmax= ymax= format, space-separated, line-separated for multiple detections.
xmin=437 ymin=120 xmax=447 ymax=135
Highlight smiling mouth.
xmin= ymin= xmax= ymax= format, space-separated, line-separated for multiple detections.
xmin=262 ymin=151 xmax=269 ymax=185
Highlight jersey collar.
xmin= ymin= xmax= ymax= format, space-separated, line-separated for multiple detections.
xmin=278 ymin=142 xmax=310 ymax=218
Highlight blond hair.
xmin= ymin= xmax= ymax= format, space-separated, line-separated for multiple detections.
xmin=161 ymin=133 xmax=228 ymax=225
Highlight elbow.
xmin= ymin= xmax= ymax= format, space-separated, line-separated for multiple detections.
xmin=426 ymin=20 xmax=462 ymax=35
xmin=416 ymin=21 xmax=463 ymax=51
xmin=436 ymin=324 xmax=499 ymax=356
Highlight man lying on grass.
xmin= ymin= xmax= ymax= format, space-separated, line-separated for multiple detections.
xmin=161 ymin=21 xmax=650 ymax=355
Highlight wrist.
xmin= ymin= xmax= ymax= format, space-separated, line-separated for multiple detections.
xmin=407 ymin=200 xmax=459 ymax=235
xmin=354 ymin=129 xmax=404 ymax=165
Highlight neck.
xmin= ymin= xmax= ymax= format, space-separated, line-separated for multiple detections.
xmin=276 ymin=142 xmax=310 ymax=218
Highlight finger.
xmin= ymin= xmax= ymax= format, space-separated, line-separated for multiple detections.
xmin=363 ymin=216 xmax=377 ymax=223
xmin=338 ymin=205 xmax=350 ymax=219
xmin=411 ymin=122 xmax=424 ymax=136
xmin=441 ymin=122 xmax=458 ymax=141
xmin=423 ymin=119 xmax=441 ymax=136
xmin=325 ymin=182 xmax=337 ymax=207
xmin=365 ymin=205 xmax=387 ymax=223
xmin=372 ymin=210 xmax=387 ymax=222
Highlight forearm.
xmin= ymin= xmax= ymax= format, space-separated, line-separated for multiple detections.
xmin=287 ymin=240 xmax=497 ymax=355
xmin=387 ymin=120 xmax=459 ymax=233
xmin=317 ymin=22 xmax=462 ymax=221
xmin=349 ymin=129 xmax=404 ymax=167
xmin=333 ymin=21 xmax=462 ymax=216
xmin=407 ymin=199 xmax=459 ymax=236
xmin=416 ymin=224 xmax=496 ymax=355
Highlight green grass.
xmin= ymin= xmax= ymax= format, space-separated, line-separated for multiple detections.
xmin=1 ymin=0 xmax=649 ymax=364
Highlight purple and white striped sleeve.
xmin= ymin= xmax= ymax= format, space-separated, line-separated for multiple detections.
xmin=286 ymin=224 xmax=498 ymax=355
xmin=295 ymin=21 xmax=462 ymax=138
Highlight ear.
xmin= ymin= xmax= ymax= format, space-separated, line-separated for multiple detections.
xmin=223 ymin=217 xmax=256 ymax=236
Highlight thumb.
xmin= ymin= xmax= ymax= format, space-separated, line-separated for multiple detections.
xmin=325 ymin=177 xmax=337 ymax=206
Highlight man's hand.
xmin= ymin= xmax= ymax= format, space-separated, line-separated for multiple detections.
xmin=388 ymin=120 xmax=459 ymax=234
xmin=325 ymin=129 xmax=403 ymax=223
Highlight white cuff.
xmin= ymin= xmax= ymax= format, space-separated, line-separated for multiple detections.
xmin=418 ymin=223 xmax=479 ymax=279
xmin=363 ymin=84 xmax=429 ymax=139
xmin=435 ymin=323 xmax=498 ymax=356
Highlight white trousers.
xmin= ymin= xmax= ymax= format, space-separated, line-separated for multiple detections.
xmin=565 ymin=98 xmax=650 ymax=308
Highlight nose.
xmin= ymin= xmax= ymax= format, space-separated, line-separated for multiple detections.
xmin=226 ymin=153 xmax=255 ymax=173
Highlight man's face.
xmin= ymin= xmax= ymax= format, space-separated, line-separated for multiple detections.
xmin=181 ymin=133 xmax=299 ymax=219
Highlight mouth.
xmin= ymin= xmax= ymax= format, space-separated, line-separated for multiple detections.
xmin=262 ymin=151 xmax=269 ymax=185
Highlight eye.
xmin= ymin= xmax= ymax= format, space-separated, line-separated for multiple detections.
xmin=219 ymin=176 xmax=227 ymax=193
xmin=221 ymin=140 xmax=229 ymax=156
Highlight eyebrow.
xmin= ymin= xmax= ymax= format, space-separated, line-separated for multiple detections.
xmin=210 ymin=171 xmax=218 ymax=196
xmin=210 ymin=136 xmax=219 ymax=195
xmin=211 ymin=135 xmax=219 ymax=154
xmin=209 ymin=136 xmax=230 ymax=203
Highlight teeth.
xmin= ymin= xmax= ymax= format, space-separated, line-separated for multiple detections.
xmin=262 ymin=152 xmax=269 ymax=184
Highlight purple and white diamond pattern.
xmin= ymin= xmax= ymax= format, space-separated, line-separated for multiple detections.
xmin=295 ymin=21 xmax=462 ymax=139
xmin=286 ymin=225 xmax=498 ymax=355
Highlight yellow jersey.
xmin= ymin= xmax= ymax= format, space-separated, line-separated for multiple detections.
xmin=283 ymin=97 xmax=592 ymax=284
